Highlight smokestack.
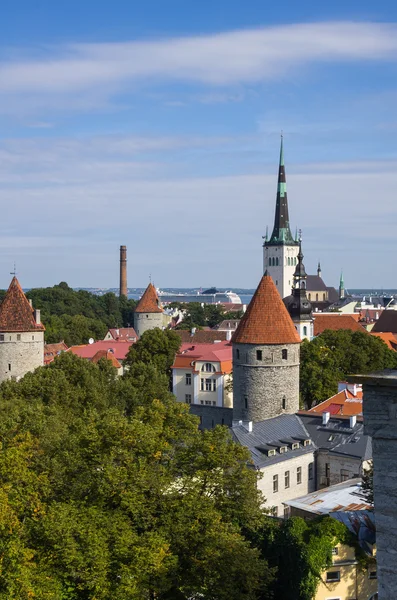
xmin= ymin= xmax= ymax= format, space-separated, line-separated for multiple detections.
xmin=119 ymin=245 xmax=127 ymax=298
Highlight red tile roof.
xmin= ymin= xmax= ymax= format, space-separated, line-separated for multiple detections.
xmin=172 ymin=341 xmax=232 ymax=373
xmin=313 ymin=314 xmax=366 ymax=336
xmin=232 ymin=273 xmax=300 ymax=345
xmin=68 ymin=340 xmax=132 ymax=361
xmin=370 ymin=331 xmax=397 ymax=351
xmin=44 ymin=341 xmax=68 ymax=365
xmin=135 ymin=283 xmax=163 ymax=313
xmin=174 ymin=330 xmax=228 ymax=343
xmin=91 ymin=349 xmax=122 ymax=369
xmin=107 ymin=327 xmax=138 ymax=341
xmin=0 ymin=277 xmax=45 ymax=332
xmin=309 ymin=384 xmax=363 ymax=417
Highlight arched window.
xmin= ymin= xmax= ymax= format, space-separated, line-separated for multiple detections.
xmin=282 ymin=349 xmax=288 ymax=360
xmin=282 ymin=396 xmax=286 ymax=410
xmin=301 ymin=281 xmax=306 ymax=289
xmin=287 ymin=257 xmax=290 ymax=266
xmin=272 ymin=257 xmax=276 ymax=266
xmin=323 ymin=293 xmax=326 ymax=300
xmin=303 ymin=326 xmax=307 ymax=336
xmin=275 ymin=257 xmax=279 ymax=266
xmin=268 ymin=257 xmax=272 ymax=266
xmin=316 ymin=294 xmax=319 ymax=301
xmin=202 ymin=363 xmax=215 ymax=372
xmin=294 ymin=257 xmax=297 ymax=265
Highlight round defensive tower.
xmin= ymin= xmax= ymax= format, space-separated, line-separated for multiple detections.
xmin=133 ymin=282 xmax=164 ymax=337
xmin=0 ymin=276 xmax=45 ymax=383
xmin=232 ymin=272 xmax=301 ymax=423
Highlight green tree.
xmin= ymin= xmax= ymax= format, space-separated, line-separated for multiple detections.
xmin=124 ymin=328 xmax=181 ymax=376
xmin=0 ymin=353 xmax=272 ymax=599
xmin=300 ymin=329 xmax=397 ymax=408
xmin=361 ymin=461 xmax=374 ymax=505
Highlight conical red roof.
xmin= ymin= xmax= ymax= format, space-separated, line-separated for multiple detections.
xmin=0 ymin=277 xmax=45 ymax=332
xmin=135 ymin=283 xmax=163 ymax=313
xmin=232 ymin=273 xmax=300 ymax=345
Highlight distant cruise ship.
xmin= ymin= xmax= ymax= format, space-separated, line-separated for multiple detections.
xmin=157 ymin=287 xmax=242 ymax=305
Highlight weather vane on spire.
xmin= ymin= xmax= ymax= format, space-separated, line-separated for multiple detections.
xmin=10 ymin=262 xmax=17 ymax=277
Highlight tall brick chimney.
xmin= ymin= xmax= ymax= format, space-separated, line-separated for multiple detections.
xmin=119 ymin=245 xmax=127 ymax=298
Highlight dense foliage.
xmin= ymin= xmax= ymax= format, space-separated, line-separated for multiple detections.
xmin=0 ymin=352 xmax=273 ymax=599
xmin=252 ymin=515 xmax=358 ymax=600
xmin=361 ymin=461 xmax=374 ymax=505
xmin=124 ymin=328 xmax=181 ymax=377
xmin=170 ymin=302 xmax=243 ymax=330
xmin=300 ymin=329 xmax=397 ymax=408
xmin=0 ymin=282 xmax=137 ymax=346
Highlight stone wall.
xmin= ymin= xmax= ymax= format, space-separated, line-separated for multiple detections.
xmin=0 ymin=330 xmax=44 ymax=383
xmin=133 ymin=312 xmax=164 ymax=337
xmin=316 ymin=449 xmax=365 ymax=489
xmin=357 ymin=371 xmax=397 ymax=600
xmin=189 ymin=405 xmax=233 ymax=430
xmin=233 ymin=342 xmax=299 ymax=422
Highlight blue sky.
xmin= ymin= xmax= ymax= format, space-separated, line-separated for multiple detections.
xmin=1 ymin=1 xmax=397 ymax=290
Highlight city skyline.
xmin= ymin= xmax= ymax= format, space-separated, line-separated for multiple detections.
xmin=1 ymin=1 xmax=397 ymax=289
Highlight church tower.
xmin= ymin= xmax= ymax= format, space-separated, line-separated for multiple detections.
xmin=134 ymin=283 xmax=164 ymax=337
xmin=232 ymin=272 xmax=301 ymax=423
xmin=0 ymin=276 xmax=45 ymax=383
xmin=263 ymin=136 xmax=299 ymax=299
xmin=339 ymin=271 xmax=345 ymax=299
xmin=284 ymin=237 xmax=313 ymax=341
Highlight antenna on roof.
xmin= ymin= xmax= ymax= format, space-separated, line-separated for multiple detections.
xmin=10 ymin=262 xmax=17 ymax=277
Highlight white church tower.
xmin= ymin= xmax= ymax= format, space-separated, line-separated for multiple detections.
xmin=263 ymin=136 xmax=299 ymax=299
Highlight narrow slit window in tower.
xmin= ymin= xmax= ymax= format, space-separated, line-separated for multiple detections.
xmin=282 ymin=349 xmax=288 ymax=360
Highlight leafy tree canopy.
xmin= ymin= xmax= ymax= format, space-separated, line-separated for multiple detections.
xmin=0 ymin=353 xmax=272 ymax=599
xmin=170 ymin=302 xmax=243 ymax=330
xmin=124 ymin=328 xmax=181 ymax=377
xmin=300 ymin=329 xmax=397 ymax=408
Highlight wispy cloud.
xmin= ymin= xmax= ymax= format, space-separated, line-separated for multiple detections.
xmin=1 ymin=21 xmax=397 ymax=114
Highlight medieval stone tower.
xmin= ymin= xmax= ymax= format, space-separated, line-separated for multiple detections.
xmin=134 ymin=283 xmax=164 ymax=337
xmin=0 ymin=276 xmax=45 ymax=383
xmin=263 ymin=135 xmax=299 ymax=299
xmin=232 ymin=272 xmax=301 ymax=423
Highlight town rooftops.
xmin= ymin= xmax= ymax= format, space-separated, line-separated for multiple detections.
xmin=371 ymin=309 xmax=397 ymax=334
xmin=0 ymin=276 xmax=45 ymax=332
xmin=135 ymin=283 xmax=163 ymax=313
xmin=283 ymin=478 xmax=371 ymax=515
xmin=44 ymin=341 xmax=69 ymax=365
xmin=231 ymin=414 xmax=314 ymax=469
xmin=232 ymin=273 xmax=300 ymax=345
xmin=370 ymin=331 xmax=397 ymax=351
xmin=68 ymin=340 xmax=132 ymax=362
xmin=313 ymin=314 xmax=366 ymax=336
xmin=306 ymin=274 xmax=328 ymax=292
xmin=174 ymin=329 xmax=228 ymax=343
xmin=105 ymin=327 xmax=138 ymax=342
xmin=298 ymin=412 xmax=372 ymax=461
xmin=91 ymin=349 xmax=122 ymax=369
xmin=172 ymin=341 xmax=232 ymax=373
xmin=309 ymin=382 xmax=363 ymax=417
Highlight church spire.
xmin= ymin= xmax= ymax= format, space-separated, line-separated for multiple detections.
xmin=339 ymin=271 xmax=345 ymax=299
xmin=268 ymin=134 xmax=296 ymax=245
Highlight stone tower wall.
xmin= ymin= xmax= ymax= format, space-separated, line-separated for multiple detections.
xmin=263 ymin=244 xmax=299 ymax=299
xmin=134 ymin=312 xmax=164 ymax=337
xmin=359 ymin=372 xmax=397 ymax=600
xmin=233 ymin=342 xmax=300 ymax=422
xmin=0 ymin=330 xmax=44 ymax=383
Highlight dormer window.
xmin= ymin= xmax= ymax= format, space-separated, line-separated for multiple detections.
xmin=292 ymin=442 xmax=300 ymax=450
xmin=268 ymin=449 xmax=276 ymax=457
xmin=303 ymin=439 xmax=311 ymax=447
xmin=279 ymin=446 xmax=288 ymax=454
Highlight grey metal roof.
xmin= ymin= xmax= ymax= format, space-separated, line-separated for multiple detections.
xmin=283 ymin=478 xmax=370 ymax=514
xmin=331 ymin=510 xmax=376 ymax=554
xmin=306 ymin=275 xmax=328 ymax=292
xmin=231 ymin=414 xmax=315 ymax=468
xmin=299 ymin=414 xmax=372 ymax=461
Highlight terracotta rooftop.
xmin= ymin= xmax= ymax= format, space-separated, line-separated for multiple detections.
xmin=68 ymin=340 xmax=132 ymax=361
xmin=370 ymin=331 xmax=397 ymax=351
xmin=313 ymin=314 xmax=366 ymax=336
xmin=91 ymin=349 xmax=122 ymax=369
xmin=135 ymin=283 xmax=163 ymax=313
xmin=174 ymin=330 xmax=228 ymax=343
xmin=0 ymin=276 xmax=45 ymax=332
xmin=309 ymin=383 xmax=363 ymax=417
xmin=106 ymin=327 xmax=138 ymax=341
xmin=172 ymin=340 xmax=232 ymax=373
xmin=44 ymin=341 xmax=68 ymax=365
xmin=232 ymin=273 xmax=300 ymax=345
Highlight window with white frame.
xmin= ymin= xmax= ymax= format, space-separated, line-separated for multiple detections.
xmin=185 ymin=394 xmax=192 ymax=404
xmin=202 ymin=363 xmax=216 ymax=372
xmin=297 ymin=466 xmax=302 ymax=484
xmin=273 ymin=475 xmax=278 ymax=493
xmin=185 ymin=373 xmax=192 ymax=386
xmin=331 ymin=547 xmax=339 ymax=556
xmin=201 ymin=378 xmax=216 ymax=392
xmin=285 ymin=471 xmax=290 ymax=489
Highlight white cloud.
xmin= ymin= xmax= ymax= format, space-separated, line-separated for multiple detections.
xmin=0 ymin=21 xmax=396 ymax=110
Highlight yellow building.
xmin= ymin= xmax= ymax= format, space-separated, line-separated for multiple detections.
xmin=316 ymin=541 xmax=377 ymax=600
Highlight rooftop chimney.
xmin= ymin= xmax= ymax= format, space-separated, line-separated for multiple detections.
xmin=119 ymin=245 xmax=127 ymax=298
xmin=34 ymin=308 xmax=41 ymax=325
xmin=350 ymin=415 xmax=357 ymax=428
xmin=322 ymin=411 xmax=330 ymax=425
xmin=226 ymin=330 xmax=232 ymax=341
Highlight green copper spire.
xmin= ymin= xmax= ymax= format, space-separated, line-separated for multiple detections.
xmin=340 ymin=271 xmax=344 ymax=286
xmin=267 ymin=134 xmax=297 ymax=246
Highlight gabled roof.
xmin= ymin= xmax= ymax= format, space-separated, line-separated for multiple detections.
xmin=69 ymin=340 xmax=132 ymax=361
xmin=371 ymin=310 xmax=397 ymax=334
xmin=135 ymin=283 xmax=163 ymax=313
xmin=306 ymin=275 xmax=328 ymax=292
xmin=0 ymin=277 xmax=45 ymax=332
xmin=91 ymin=349 xmax=122 ymax=369
xmin=44 ymin=341 xmax=68 ymax=364
xmin=107 ymin=327 xmax=138 ymax=341
xmin=172 ymin=341 xmax=232 ymax=373
xmin=309 ymin=385 xmax=363 ymax=417
xmin=370 ymin=331 xmax=397 ymax=350
xmin=232 ymin=273 xmax=300 ymax=345
xmin=313 ymin=314 xmax=366 ymax=336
